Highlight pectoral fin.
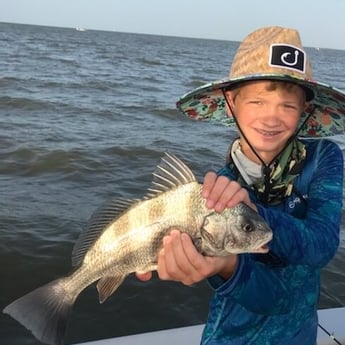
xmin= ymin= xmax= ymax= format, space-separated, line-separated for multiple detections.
xmin=97 ymin=275 xmax=126 ymax=304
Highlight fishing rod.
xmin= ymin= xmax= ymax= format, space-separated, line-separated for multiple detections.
xmin=318 ymin=323 xmax=343 ymax=345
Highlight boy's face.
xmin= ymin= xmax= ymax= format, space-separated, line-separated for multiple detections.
xmin=226 ymin=80 xmax=307 ymax=164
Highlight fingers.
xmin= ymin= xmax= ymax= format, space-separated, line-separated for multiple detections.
xmin=203 ymin=172 xmax=256 ymax=212
xmin=225 ymin=186 xmax=248 ymax=208
xmin=202 ymin=171 xmax=217 ymax=199
xmin=157 ymin=230 xmax=208 ymax=285
xmin=156 ymin=230 xmax=239 ymax=285
xmin=135 ymin=271 xmax=153 ymax=281
xmin=136 ymin=231 xmax=209 ymax=285
xmin=203 ymin=174 xmax=241 ymax=212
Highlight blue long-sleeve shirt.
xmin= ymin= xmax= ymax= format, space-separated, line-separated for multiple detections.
xmin=201 ymin=138 xmax=343 ymax=345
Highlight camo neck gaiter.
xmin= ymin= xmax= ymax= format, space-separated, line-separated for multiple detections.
xmin=227 ymin=138 xmax=306 ymax=206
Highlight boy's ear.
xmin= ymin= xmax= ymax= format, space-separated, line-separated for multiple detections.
xmin=303 ymin=102 xmax=310 ymax=111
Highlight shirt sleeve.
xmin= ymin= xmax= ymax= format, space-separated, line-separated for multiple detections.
xmin=208 ymin=254 xmax=292 ymax=315
xmin=256 ymin=140 xmax=343 ymax=267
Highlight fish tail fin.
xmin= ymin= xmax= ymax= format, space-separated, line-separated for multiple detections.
xmin=3 ymin=278 xmax=76 ymax=345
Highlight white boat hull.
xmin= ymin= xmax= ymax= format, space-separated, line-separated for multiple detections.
xmin=75 ymin=307 xmax=345 ymax=345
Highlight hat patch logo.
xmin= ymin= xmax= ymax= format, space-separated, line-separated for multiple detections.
xmin=269 ymin=44 xmax=306 ymax=73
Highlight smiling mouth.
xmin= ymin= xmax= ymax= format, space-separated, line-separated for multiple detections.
xmin=255 ymin=129 xmax=282 ymax=136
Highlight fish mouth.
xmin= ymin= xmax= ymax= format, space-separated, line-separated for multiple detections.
xmin=255 ymin=244 xmax=270 ymax=253
xmin=250 ymin=233 xmax=272 ymax=253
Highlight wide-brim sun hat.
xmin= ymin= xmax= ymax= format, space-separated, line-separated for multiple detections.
xmin=176 ymin=26 xmax=345 ymax=137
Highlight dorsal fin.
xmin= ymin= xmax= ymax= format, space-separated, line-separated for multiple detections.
xmin=71 ymin=198 xmax=136 ymax=267
xmin=71 ymin=153 xmax=194 ymax=266
xmin=145 ymin=152 xmax=197 ymax=198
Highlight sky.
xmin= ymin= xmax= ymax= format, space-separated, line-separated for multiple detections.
xmin=1 ymin=0 xmax=345 ymax=50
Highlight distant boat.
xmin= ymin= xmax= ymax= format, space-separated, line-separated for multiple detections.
xmin=76 ymin=27 xmax=87 ymax=32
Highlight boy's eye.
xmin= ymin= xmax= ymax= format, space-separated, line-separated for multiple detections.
xmin=283 ymin=104 xmax=297 ymax=110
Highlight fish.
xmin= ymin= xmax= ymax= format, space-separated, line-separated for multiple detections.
xmin=3 ymin=152 xmax=273 ymax=345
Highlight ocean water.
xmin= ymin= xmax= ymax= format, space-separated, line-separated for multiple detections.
xmin=0 ymin=22 xmax=344 ymax=345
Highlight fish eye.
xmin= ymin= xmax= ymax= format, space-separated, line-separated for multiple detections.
xmin=243 ymin=223 xmax=254 ymax=232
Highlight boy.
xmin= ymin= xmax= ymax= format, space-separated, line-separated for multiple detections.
xmin=138 ymin=26 xmax=345 ymax=344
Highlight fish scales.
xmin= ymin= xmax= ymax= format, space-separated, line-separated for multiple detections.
xmin=88 ymin=182 xmax=204 ymax=277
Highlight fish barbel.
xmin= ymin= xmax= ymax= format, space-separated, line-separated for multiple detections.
xmin=3 ymin=153 xmax=273 ymax=345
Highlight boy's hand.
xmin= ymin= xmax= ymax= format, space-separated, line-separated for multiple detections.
xmin=202 ymin=171 xmax=257 ymax=212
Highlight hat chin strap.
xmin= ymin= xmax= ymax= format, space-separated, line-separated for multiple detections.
xmin=222 ymin=88 xmax=316 ymax=204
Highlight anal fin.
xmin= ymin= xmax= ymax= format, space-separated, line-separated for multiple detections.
xmin=97 ymin=275 xmax=126 ymax=304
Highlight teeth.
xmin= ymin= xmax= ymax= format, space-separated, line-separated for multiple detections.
xmin=257 ymin=129 xmax=280 ymax=136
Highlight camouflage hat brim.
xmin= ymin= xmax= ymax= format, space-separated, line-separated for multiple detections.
xmin=176 ymin=74 xmax=345 ymax=137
